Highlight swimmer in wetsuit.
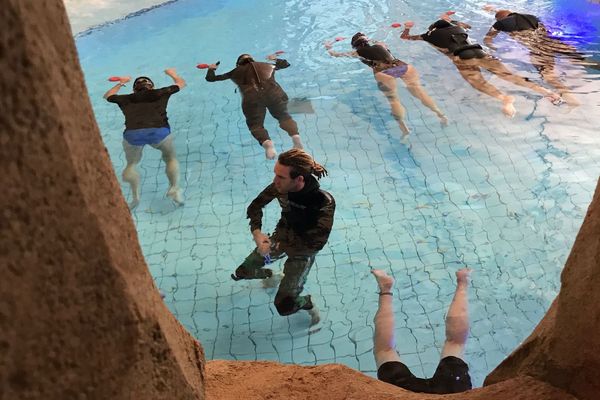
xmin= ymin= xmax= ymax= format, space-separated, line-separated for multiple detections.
xmin=104 ymin=68 xmax=185 ymax=209
xmin=401 ymin=12 xmax=563 ymax=117
xmin=326 ymin=32 xmax=447 ymax=138
xmin=483 ymin=5 xmax=599 ymax=106
xmin=205 ymin=53 xmax=303 ymax=160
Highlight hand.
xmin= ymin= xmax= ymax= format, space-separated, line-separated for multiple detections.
xmin=324 ymin=41 xmax=333 ymax=50
xmin=208 ymin=61 xmax=220 ymax=70
xmin=440 ymin=11 xmax=455 ymax=21
xmin=266 ymin=54 xmax=278 ymax=61
xmin=119 ymin=76 xmax=131 ymax=84
xmin=253 ymin=231 xmax=271 ymax=256
xmin=404 ymin=21 xmax=414 ymax=28
xmin=164 ymin=68 xmax=177 ymax=76
xmin=483 ymin=4 xmax=496 ymax=12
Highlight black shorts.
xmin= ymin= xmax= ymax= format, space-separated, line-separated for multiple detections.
xmin=377 ymin=356 xmax=472 ymax=394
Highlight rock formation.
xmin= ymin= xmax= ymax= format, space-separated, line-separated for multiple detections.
xmin=1 ymin=1 xmax=204 ymax=399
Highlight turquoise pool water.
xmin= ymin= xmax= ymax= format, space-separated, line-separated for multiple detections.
xmin=76 ymin=0 xmax=600 ymax=387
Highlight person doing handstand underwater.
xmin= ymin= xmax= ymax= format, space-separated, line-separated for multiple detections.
xmin=325 ymin=31 xmax=447 ymax=139
xmin=205 ymin=53 xmax=303 ymax=160
xmin=401 ymin=12 xmax=563 ymax=118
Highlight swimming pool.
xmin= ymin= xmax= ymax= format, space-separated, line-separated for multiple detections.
xmin=76 ymin=0 xmax=600 ymax=387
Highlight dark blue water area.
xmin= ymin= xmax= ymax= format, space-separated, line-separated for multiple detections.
xmin=544 ymin=0 xmax=600 ymax=56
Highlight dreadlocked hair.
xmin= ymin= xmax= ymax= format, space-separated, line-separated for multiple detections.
xmin=278 ymin=149 xmax=328 ymax=180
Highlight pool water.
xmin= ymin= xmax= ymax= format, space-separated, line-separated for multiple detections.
xmin=76 ymin=0 xmax=600 ymax=387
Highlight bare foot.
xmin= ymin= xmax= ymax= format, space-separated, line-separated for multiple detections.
xmin=398 ymin=120 xmax=411 ymax=137
xmin=128 ymin=198 xmax=140 ymax=210
xmin=561 ymin=92 xmax=580 ymax=108
xmin=291 ymin=134 xmax=304 ymax=150
xmin=262 ymin=140 xmax=277 ymax=160
xmin=546 ymin=92 xmax=564 ymax=106
xmin=308 ymin=306 xmax=320 ymax=326
xmin=439 ymin=114 xmax=449 ymax=127
xmin=166 ymin=186 xmax=184 ymax=206
xmin=262 ymin=272 xmax=283 ymax=289
xmin=456 ymin=268 xmax=472 ymax=287
xmin=501 ymin=96 xmax=516 ymax=118
xmin=371 ymin=269 xmax=394 ymax=293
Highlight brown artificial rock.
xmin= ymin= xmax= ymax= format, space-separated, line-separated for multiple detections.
xmin=205 ymin=360 xmax=577 ymax=400
xmin=485 ymin=179 xmax=600 ymax=400
xmin=0 ymin=1 xmax=204 ymax=399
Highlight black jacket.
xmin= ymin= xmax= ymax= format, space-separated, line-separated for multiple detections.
xmin=247 ymin=176 xmax=335 ymax=251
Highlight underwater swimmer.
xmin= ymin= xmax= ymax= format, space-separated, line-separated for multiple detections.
xmin=326 ymin=31 xmax=447 ymax=139
xmin=401 ymin=12 xmax=563 ymax=117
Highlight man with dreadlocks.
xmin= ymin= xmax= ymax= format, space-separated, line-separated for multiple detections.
xmin=232 ymin=149 xmax=335 ymax=325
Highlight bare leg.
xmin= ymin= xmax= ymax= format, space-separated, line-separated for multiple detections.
xmin=440 ymin=268 xmax=472 ymax=360
xmin=529 ymin=53 xmax=580 ymax=107
xmin=122 ymin=140 xmax=143 ymax=209
xmin=371 ymin=269 xmax=402 ymax=368
xmin=154 ymin=136 xmax=183 ymax=205
xmin=401 ymin=66 xmax=448 ymax=126
xmin=374 ymin=72 xmax=411 ymax=137
xmin=482 ymin=57 xmax=561 ymax=103
xmin=455 ymin=62 xmax=516 ymax=117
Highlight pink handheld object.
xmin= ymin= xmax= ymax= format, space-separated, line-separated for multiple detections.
xmin=274 ymin=50 xmax=285 ymax=55
xmin=108 ymin=76 xmax=122 ymax=82
xmin=391 ymin=22 xmax=402 ymax=28
xmin=196 ymin=63 xmax=209 ymax=69
xmin=334 ymin=36 xmax=345 ymax=42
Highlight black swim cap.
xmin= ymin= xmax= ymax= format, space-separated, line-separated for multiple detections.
xmin=351 ymin=32 xmax=368 ymax=48
xmin=133 ymin=76 xmax=154 ymax=92
xmin=236 ymin=54 xmax=254 ymax=66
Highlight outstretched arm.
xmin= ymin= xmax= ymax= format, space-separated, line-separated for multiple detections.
xmin=400 ymin=21 xmax=423 ymax=40
xmin=165 ymin=68 xmax=186 ymax=89
xmin=484 ymin=27 xmax=499 ymax=49
xmin=324 ymin=41 xmax=359 ymax=57
xmin=103 ymin=76 xmax=130 ymax=99
xmin=205 ymin=62 xmax=234 ymax=82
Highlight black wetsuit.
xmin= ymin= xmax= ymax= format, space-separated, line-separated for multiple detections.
xmin=239 ymin=176 xmax=335 ymax=316
xmin=355 ymin=44 xmax=408 ymax=75
xmin=205 ymin=59 xmax=298 ymax=144
xmin=493 ymin=13 xmax=540 ymax=32
xmin=421 ymin=20 xmax=486 ymax=60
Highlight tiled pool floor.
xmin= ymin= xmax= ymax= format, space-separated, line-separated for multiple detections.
xmin=77 ymin=0 xmax=600 ymax=387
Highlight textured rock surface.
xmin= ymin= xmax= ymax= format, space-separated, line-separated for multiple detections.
xmin=0 ymin=1 xmax=204 ymax=399
xmin=205 ymin=360 xmax=576 ymax=400
xmin=485 ymin=180 xmax=600 ymax=400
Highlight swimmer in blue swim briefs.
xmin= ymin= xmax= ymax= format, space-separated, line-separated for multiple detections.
xmin=104 ymin=68 xmax=185 ymax=209
xmin=326 ymin=30 xmax=447 ymax=138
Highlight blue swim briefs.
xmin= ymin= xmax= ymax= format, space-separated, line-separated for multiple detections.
xmin=382 ymin=64 xmax=409 ymax=78
xmin=123 ymin=127 xmax=170 ymax=146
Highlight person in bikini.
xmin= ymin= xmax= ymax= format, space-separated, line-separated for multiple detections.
xmin=325 ymin=31 xmax=447 ymax=140
xmin=104 ymin=68 xmax=185 ymax=209
xmin=371 ymin=268 xmax=473 ymax=394
xmin=401 ymin=12 xmax=563 ymax=117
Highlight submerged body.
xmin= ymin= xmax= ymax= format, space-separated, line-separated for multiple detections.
xmin=205 ymin=55 xmax=303 ymax=159
xmin=401 ymin=15 xmax=562 ymax=117
xmin=103 ymin=70 xmax=185 ymax=209
xmin=326 ymin=32 xmax=447 ymax=139
xmin=233 ymin=150 xmax=335 ymax=324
